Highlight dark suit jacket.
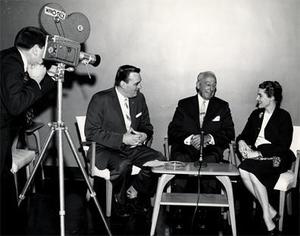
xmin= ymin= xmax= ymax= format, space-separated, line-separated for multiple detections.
xmin=85 ymin=87 xmax=153 ymax=167
xmin=236 ymin=107 xmax=296 ymax=169
xmin=0 ymin=47 xmax=54 ymax=175
xmin=168 ymin=95 xmax=235 ymax=161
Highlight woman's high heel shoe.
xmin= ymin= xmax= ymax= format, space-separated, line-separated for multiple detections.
xmin=268 ymin=227 xmax=279 ymax=236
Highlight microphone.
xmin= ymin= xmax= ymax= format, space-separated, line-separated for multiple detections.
xmin=199 ymin=130 xmax=204 ymax=162
xmin=194 ymin=130 xmax=207 ymax=167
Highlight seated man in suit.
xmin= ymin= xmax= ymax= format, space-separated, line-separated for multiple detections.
xmin=85 ymin=64 xmax=165 ymax=217
xmin=168 ymin=71 xmax=235 ymax=193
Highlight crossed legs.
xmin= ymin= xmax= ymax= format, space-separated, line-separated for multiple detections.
xmin=239 ymin=168 xmax=277 ymax=231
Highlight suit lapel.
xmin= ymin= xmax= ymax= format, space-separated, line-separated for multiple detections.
xmin=264 ymin=107 xmax=278 ymax=133
xmin=188 ymin=95 xmax=201 ymax=130
xmin=111 ymin=89 xmax=127 ymax=131
xmin=129 ymin=98 xmax=137 ymax=130
xmin=203 ymin=97 xmax=223 ymax=129
xmin=203 ymin=97 xmax=217 ymax=125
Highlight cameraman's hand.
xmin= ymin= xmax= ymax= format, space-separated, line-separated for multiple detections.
xmin=27 ymin=64 xmax=47 ymax=84
xmin=122 ymin=131 xmax=142 ymax=146
xmin=47 ymin=65 xmax=58 ymax=78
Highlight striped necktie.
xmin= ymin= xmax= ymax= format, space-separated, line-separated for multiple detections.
xmin=124 ymin=98 xmax=132 ymax=131
xmin=199 ymin=100 xmax=206 ymax=128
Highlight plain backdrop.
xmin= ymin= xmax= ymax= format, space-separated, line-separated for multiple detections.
xmin=1 ymin=0 xmax=299 ymax=167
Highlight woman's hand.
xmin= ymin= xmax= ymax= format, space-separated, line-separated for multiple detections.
xmin=238 ymin=140 xmax=252 ymax=159
xmin=238 ymin=140 xmax=262 ymax=159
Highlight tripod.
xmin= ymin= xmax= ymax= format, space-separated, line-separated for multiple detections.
xmin=18 ymin=63 xmax=112 ymax=236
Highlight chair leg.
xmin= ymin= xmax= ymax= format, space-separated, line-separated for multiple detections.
xmin=86 ymin=176 xmax=94 ymax=201
xmin=106 ymin=180 xmax=113 ymax=217
xmin=33 ymin=131 xmax=45 ymax=180
xmin=40 ymin=163 xmax=45 ymax=180
xmin=278 ymin=191 xmax=286 ymax=232
xmin=27 ymin=162 xmax=36 ymax=193
xmin=13 ymin=173 xmax=19 ymax=200
xmin=286 ymin=191 xmax=293 ymax=215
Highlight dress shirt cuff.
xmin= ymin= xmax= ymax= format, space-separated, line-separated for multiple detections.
xmin=184 ymin=135 xmax=193 ymax=145
xmin=208 ymin=134 xmax=215 ymax=145
xmin=31 ymin=79 xmax=41 ymax=90
xmin=47 ymin=71 xmax=56 ymax=81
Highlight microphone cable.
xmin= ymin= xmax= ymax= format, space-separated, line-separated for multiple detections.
xmin=190 ymin=160 xmax=202 ymax=233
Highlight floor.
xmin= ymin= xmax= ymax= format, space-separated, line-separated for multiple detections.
xmin=15 ymin=167 xmax=300 ymax=236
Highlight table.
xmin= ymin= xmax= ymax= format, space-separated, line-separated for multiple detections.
xmin=150 ymin=162 xmax=240 ymax=236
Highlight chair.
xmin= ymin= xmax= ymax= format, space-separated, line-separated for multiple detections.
xmin=273 ymin=126 xmax=300 ymax=231
xmin=75 ymin=115 xmax=141 ymax=217
xmin=24 ymin=122 xmax=45 ymax=179
xmin=11 ymin=122 xmax=44 ymax=199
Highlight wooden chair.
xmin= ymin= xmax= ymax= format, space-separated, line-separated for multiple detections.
xmin=273 ymin=125 xmax=300 ymax=231
xmin=11 ymin=122 xmax=44 ymax=199
xmin=75 ymin=115 xmax=141 ymax=217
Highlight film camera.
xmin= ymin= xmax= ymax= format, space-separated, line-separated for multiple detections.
xmin=43 ymin=35 xmax=100 ymax=67
xmin=40 ymin=3 xmax=100 ymax=67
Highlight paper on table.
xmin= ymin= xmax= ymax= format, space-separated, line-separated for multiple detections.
xmin=143 ymin=160 xmax=166 ymax=167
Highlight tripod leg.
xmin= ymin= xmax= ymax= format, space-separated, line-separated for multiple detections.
xmin=58 ymin=127 xmax=65 ymax=236
xmin=63 ymin=128 xmax=112 ymax=236
xmin=18 ymin=128 xmax=56 ymax=206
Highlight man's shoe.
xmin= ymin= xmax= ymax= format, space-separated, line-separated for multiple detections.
xmin=128 ymin=197 xmax=151 ymax=215
xmin=114 ymin=205 xmax=130 ymax=218
xmin=113 ymin=194 xmax=130 ymax=218
xmin=272 ymin=213 xmax=280 ymax=224
xmin=268 ymin=227 xmax=279 ymax=236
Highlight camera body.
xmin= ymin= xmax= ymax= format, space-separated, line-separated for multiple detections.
xmin=43 ymin=35 xmax=81 ymax=67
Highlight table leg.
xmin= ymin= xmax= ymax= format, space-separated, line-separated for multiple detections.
xmin=216 ymin=176 xmax=237 ymax=236
xmin=150 ymin=174 xmax=175 ymax=236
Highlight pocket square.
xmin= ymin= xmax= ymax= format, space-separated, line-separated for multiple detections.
xmin=135 ymin=112 xmax=142 ymax=118
xmin=212 ymin=116 xmax=220 ymax=122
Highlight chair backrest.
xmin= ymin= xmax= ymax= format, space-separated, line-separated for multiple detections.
xmin=227 ymin=141 xmax=241 ymax=166
xmin=163 ymin=136 xmax=170 ymax=161
xmin=11 ymin=134 xmax=19 ymax=151
xmin=76 ymin=116 xmax=87 ymax=143
xmin=290 ymin=126 xmax=300 ymax=187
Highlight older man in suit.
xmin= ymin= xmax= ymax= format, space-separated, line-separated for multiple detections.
xmin=168 ymin=71 xmax=235 ymax=230
xmin=168 ymin=71 xmax=235 ymax=192
xmin=85 ymin=65 xmax=164 ymax=217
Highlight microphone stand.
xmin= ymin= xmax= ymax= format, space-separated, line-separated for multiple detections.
xmin=194 ymin=130 xmax=207 ymax=167
xmin=192 ymin=131 xmax=207 ymax=231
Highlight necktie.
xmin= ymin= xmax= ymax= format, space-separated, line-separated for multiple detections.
xmin=199 ymin=100 xmax=206 ymax=128
xmin=23 ymin=71 xmax=34 ymax=127
xmin=124 ymin=98 xmax=132 ymax=131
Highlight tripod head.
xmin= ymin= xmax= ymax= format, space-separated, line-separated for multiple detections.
xmin=50 ymin=63 xmax=74 ymax=81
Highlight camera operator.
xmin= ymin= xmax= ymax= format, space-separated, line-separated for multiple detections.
xmin=0 ymin=26 xmax=56 ymax=235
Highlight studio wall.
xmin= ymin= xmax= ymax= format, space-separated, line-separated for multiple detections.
xmin=1 ymin=0 xmax=299 ymax=166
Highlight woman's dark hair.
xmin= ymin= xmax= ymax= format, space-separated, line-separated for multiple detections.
xmin=259 ymin=81 xmax=283 ymax=107
xmin=114 ymin=65 xmax=140 ymax=86
xmin=14 ymin=26 xmax=46 ymax=49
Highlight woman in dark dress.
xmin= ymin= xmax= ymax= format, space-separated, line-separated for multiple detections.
xmin=237 ymin=81 xmax=295 ymax=235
